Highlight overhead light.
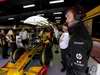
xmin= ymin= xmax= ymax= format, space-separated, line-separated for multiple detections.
xmin=56 ymin=20 xmax=61 ymax=22
xmin=23 ymin=4 xmax=35 ymax=8
xmin=38 ymin=14 xmax=44 ymax=16
xmin=8 ymin=18 xmax=14 ymax=20
xmin=53 ymin=12 xmax=62 ymax=15
xmin=56 ymin=19 xmax=60 ymax=21
xmin=49 ymin=0 xmax=64 ymax=4
xmin=55 ymin=17 xmax=61 ymax=19
xmin=56 ymin=20 xmax=61 ymax=23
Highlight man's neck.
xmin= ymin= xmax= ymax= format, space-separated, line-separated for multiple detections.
xmin=68 ymin=20 xmax=78 ymax=26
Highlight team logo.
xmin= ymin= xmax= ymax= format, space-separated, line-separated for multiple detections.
xmin=76 ymin=53 xmax=82 ymax=60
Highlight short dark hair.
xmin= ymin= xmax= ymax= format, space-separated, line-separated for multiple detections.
xmin=66 ymin=7 xmax=77 ymax=18
xmin=66 ymin=6 xmax=85 ymax=19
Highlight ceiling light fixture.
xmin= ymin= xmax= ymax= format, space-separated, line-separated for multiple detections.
xmin=56 ymin=20 xmax=61 ymax=23
xmin=55 ymin=17 xmax=61 ymax=19
xmin=49 ymin=0 xmax=64 ymax=4
xmin=56 ymin=20 xmax=61 ymax=22
xmin=23 ymin=4 xmax=35 ymax=8
xmin=8 ymin=18 xmax=14 ymax=20
xmin=53 ymin=12 xmax=62 ymax=14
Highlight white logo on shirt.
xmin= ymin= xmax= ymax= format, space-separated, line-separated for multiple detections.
xmin=76 ymin=53 xmax=82 ymax=60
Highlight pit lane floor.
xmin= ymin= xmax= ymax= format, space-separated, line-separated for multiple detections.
xmin=48 ymin=45 xmax=66 ymax=75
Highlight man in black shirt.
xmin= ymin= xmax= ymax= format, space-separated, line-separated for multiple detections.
xmin=65 ymin=7 xmax=92 ymax=75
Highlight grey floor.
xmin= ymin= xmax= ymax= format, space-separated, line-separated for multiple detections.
xmin=48 ymin=45 xmax=66 ymax=75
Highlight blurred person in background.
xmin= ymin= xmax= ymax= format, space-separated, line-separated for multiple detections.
xmin=6 ymin=29 xmax=16 ymax=57
xmin=0 ymin=30 xmax=8 ymax=58
xmin=19 ymin=28 xmax=29 ymax=49
xmin=59 ymin=25 xmax=70 ymax=72
xmin=16 ymin=32 xmax=24 ymax=48
xmin=40 ymin=27 xmax=53 ymax=66
xmin=51 ymin=25 xmax=60 ymax=53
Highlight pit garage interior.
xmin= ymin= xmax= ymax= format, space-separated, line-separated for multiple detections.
xmin=0 ymin=0 xmax=100 ymax=75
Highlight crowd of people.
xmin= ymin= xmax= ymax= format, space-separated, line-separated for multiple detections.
xmin=0 ymin=28 xmax=29 ymax=59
